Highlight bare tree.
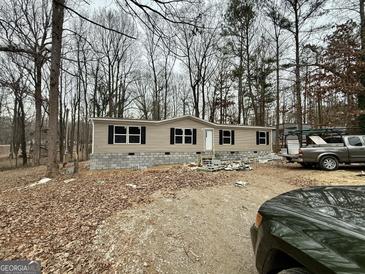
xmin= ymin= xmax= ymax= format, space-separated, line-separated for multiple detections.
xmin=282 ymin=0 xmax=328 ymax=144
xmin=47 ymin=0 xmax=65 ymax=177
xmin=144 ymin=21 xmax=163 ymax=120
xmin=265 ymin=1 xmax=290 ymax=150
xmin=133 ymin=72 xmax=152 ymax=119
xmin=176 ymin=3 xmax=220 ymax=118
xmin=92 ymin=8 xmax=136 ymax=118
xmin=358 ymin=0 xmax=365 ymax=127
xmin=0 ymin=0 xmax=52 ymax=165
xmin=0 ymin=55 xmax=31 ymax=166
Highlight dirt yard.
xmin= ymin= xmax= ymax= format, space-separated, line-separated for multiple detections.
xmin=0 ymin=162 xmax=364 ymax=273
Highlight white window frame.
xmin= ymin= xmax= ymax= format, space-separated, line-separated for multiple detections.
xmin=175 ymin=128 xmax=193 ymax=144
xmin=222 ymin=130 xmax=232 ymax=145
xmin=114 ymin=125 xmax=141 ymax=144
xmin=258 ymin=131 xmax=267 ymax=145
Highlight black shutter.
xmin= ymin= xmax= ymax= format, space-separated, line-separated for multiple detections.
xmin=108 ymin=125 xmax=114 ymax=144
xmin=231 ymin=130 xmax=235 ymax=145
xmin=193 ymin=128 xmax=197 ymax=145
xmin=170 ymin=128 xmax=175 ymax=144
xmin=256 ymin=131 xmax=259 ymax=145
xmin=266 ymin=131 xmax=270 ymax=145
xmin=219 ymin=130 xmax=223 ymax=145
xmin=141 ymin=126 xmax=146 ymax=144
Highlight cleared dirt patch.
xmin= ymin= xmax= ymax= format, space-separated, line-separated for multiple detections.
xmin=1 ymin=162 xmax=364 ymax=273
xmin=93 ymin=178 xmax=294 ymax=274
xmin=278 ymin=163 xmax=365 ymax=186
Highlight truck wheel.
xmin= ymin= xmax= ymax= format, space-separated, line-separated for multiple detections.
xmin=319 ymin=156 xmax=339 ymax=171
xmin=279 ymin=268 xmax=311 ymax=274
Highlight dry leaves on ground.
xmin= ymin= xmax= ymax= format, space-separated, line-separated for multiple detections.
xmin=0 ymin=165 xmax=241 ymax=273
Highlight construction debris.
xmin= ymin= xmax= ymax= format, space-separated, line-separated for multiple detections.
xmin=225 ymin=162 xmax=252 ymax=171
xmin=63 ymin=162 xmax=76 ymax=175
xmin=257 ymin=153 xmax=283 ymax=163
xmin=234 ymin=181 xmax=249 ymax=187
xmin=63 ymin=178 xmax=76 ymax=184
xmin=357 ymin=171 xmax=365 ymax=177
xmin=28 ymin=177 xmax=52 ymax=188
xmin=198 ymin=160 xmax=252 ymax=172
xmin=192 ymin=153 xmax=282 ymax=172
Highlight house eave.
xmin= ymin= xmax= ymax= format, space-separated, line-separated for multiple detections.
xmin=90 ymin=115 xmax=274 ymax=130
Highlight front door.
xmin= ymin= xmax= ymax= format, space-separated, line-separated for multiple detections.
xmin=205 ymin=129 xmax=213 ymax=151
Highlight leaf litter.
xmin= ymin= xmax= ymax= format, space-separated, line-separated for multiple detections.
xmin=0 ymin=165 xmax=241 ymax=273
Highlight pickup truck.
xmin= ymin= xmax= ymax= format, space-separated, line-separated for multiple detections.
xmin=296 ymin=135 xmax=365 ymax=171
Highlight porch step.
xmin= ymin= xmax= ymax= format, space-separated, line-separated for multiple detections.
xmin=199 ymin=153 xmax=215 ymax=165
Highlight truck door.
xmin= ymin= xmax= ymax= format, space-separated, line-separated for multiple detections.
xmin=346 ymin=136 xmax=365 ymax=162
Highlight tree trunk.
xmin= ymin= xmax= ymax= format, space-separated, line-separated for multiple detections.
xmin=358 ymin=0 xmax=365 ymax=128
xmin=46 ymin=0 xmax=65 ymax=177
xmin=12 ymin=98 xmax=19 ymax=167
xmin=238 ymin=51 xmax=244 ymax=124
xmin=294 ymin=4 xmax=303 ymax=145
xmin=108 ymin=61 xmax=113 ymax=117
xmin=163 ymin=57 xmax=169 ymax=119
xmin=92 ymin=61 xmax=99 ymax=118
xmin=317 ymin=91 xmax=322 ymax=128
xmin=34 ymin=57 xmax=42 ymax=165
xmin=84 ymin=76 xmax=89 ymax=161
xmin=275 ymin=36 xmax=280 ymax=152
xmin=59 ymin=63 xmax=64 ymax=163
xmin=201 ymin=78 xmax=206 ymax=120
xmin=18 ymin=95 xmax=27 ymax=166
xmin=151 ymin=57 xmax=160 ymax=120
xmin=75 ymin=77 xmax=81 ymax=171
xmin=193 ymin=87 xmax=199 ymax=117
xmin=69 ymin=102 xmax=76 ymax=159
xmin=245 ymin=24 xmax=256 ymax=125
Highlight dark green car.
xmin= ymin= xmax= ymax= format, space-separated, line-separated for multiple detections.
xmin=250 ymin=186 xmax=365 ymax=274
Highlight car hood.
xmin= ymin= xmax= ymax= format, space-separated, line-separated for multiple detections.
xmin=260 ymin=186 xmax=365 ymax=273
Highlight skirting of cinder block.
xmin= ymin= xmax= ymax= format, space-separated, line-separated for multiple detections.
xmin=90 ymin=150 xmax=271 ymax=170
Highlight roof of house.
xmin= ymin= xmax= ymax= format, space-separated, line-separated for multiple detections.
xmin=91 ymin=115 xmax=274 ymax=130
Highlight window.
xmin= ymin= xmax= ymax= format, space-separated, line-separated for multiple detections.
xmin=184 ymin=129 xmax=193 ymax=144
xmin=348 ymin=136 xmax=363 ymax=147
xmin=114 ymin=126 xmax=127 ymax=144
xmin=175 ymin=128 xmax=193 ymax=144
xmin=128 ymin=127 xmax=141 ymax=144
xmin=114 ymin=126 xmax=141 ymax=144
xmin=223 ymin=130 xmax=232 ymax=144
xmin=259 ymin=131 xmax=267 ymax=145
xmin=219 ymin=130 xmax=235 ymax=145
xmin=256 ymin=131 xmax=269 ymax=145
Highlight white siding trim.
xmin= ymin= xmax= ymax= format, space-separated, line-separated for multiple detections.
xmin=90 ymin=115 xmax=274 ymax=130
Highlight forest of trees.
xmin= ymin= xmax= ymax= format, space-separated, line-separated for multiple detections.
xmin=0 ymin=0 xmax=364 ymax=175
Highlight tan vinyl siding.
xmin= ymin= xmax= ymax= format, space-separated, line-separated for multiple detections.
xmin=213 ymin=128 xmax=271 ymax=152
xmin=93 ymin=117 xmax=272 ymax=153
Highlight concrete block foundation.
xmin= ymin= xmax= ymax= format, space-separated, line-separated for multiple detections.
xmin=90 ymin=150 xmax=272 ymax=170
